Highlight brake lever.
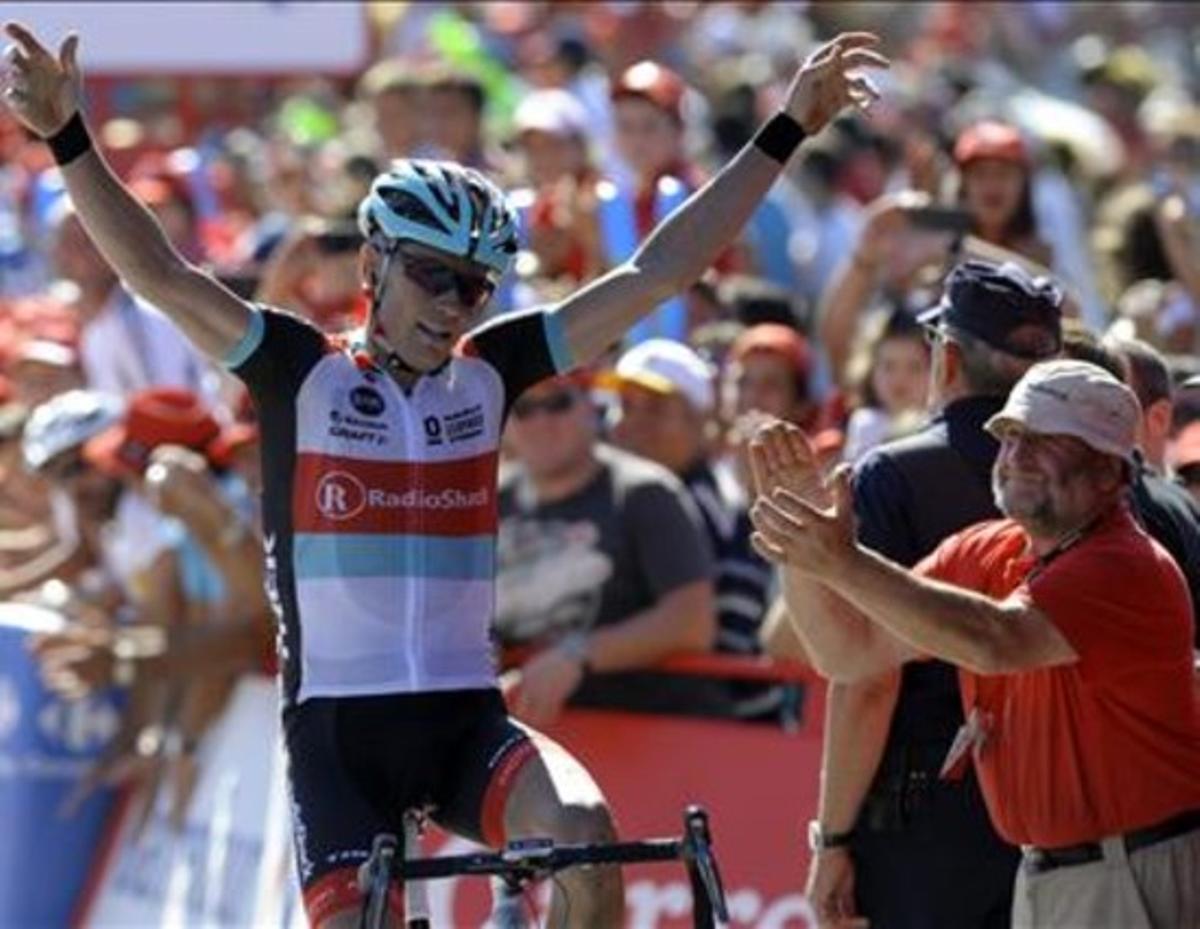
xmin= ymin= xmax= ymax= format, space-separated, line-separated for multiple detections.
xmin=684 ymin=807 xmax=730 ymax=924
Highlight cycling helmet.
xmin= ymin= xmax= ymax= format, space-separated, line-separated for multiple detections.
xmin=23 ymin=390 xmax=125 ymax=473
xmin=357 ymin=159 xmax=519 ymax=279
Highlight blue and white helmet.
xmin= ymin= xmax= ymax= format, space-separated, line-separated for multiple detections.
xmin=22 ymin=390 xmax=125 ymax=473
xmin=357 ymin=160 xmax=519 ymax=279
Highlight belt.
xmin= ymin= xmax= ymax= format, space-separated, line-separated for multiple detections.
xmin=1023 ymin=808 xmax=1200 ymax=875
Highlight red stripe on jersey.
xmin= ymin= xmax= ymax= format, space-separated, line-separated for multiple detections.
xmin=293 ymin=451 xmax=499 ymax=535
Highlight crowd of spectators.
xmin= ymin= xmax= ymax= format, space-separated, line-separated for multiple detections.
xmin=1 ymin=2 xmax=1199 ymax=925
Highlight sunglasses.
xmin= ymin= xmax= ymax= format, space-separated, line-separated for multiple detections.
xmin=511 ymin=390 xmax=578 ymax=420
xmin=396 ymin=250 xmax=495 ymax=310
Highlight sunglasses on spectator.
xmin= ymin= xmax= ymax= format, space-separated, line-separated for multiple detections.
xmin=511 ymin=390 xmax=578 ymax=420
xmin=396 ymin=249 xmax=495 ymax=310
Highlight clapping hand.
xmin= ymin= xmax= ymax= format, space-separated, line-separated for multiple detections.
xmin=748 ymin=421 xmax=858 ymax=577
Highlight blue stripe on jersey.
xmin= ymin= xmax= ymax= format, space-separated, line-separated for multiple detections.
xmin=542 ymin=309 xmax=574 ymax=373
xmin=223 ymin=308 xmax=266 ymax=369
xmin=293 ymin=533 xmax=495 ymax=580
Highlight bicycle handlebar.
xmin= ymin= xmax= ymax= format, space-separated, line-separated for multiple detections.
xmin=360 ymin=806 xmax=729 ymax=928
xmin=403 ymin=837 xmax=682 ymax=880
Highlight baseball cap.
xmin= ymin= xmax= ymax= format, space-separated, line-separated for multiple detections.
xmin=985 ymin=359 xmax=1141 ymax=461
xmin=601 ymin=339 xmax=714 ymax=413
xmin=953 ymin=121 xmax=1029 ymax=167
xmin=918 ymin=260 xmax=1063 ymax=359
xmin=22 ymin=390 xmax=125 ymax=472
xmin=513 ymin=89 xmax=589 ymax=139
xmin=729 ymin=324 xmax=813 ymax=385
xmin=611 ymin=61 xmax=686 ymax=123
xmin=83 ymin=386 xmax=224 ymax=478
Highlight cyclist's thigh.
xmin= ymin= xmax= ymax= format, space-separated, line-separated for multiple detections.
xmin=434 ymin=693 xmax=609 ymax=846
xmin=283 ymin=699 xmax=402 ymax=928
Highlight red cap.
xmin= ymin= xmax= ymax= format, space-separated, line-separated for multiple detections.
xmin=729 ymin=324 xmax=813 ymax=383
xmin=83 ymin=387 xmax=223 ymax=478
xmin=1169 ymin=422 xmax=1200 ymax=471
xmin=611 ymin=61 xmax=686 ymax=122
xmin=953 ymin=121 xmax=1029 ymax=167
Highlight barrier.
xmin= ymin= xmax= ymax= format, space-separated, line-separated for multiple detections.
xmin=0 ymin=603 xmax=122 ymax=927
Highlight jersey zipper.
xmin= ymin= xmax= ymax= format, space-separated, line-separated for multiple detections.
xmin=396 ymin=378 xmax=422 ymax=689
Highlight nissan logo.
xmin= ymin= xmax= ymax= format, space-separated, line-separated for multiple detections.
xmin=315 ymin=471 xmax=367 ymax=521
xmin=350 ymin=386 xmax=386 ymax=417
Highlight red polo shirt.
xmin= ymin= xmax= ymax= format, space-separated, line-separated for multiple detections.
xmin=917 ymin=505 xmax=1200 ymax=848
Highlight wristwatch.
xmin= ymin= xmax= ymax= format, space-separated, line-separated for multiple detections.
xmin=807 ymin=820 xmax=855 ymax=853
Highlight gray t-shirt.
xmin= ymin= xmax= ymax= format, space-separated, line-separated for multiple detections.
xmin=496 ymin=443 xmax=711 ymax=646
xmin=496 ymin=443 xmax=731 ymax=717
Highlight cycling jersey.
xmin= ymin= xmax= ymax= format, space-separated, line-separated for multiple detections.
xmin=224 ymin=305 xmax=570 ymax=705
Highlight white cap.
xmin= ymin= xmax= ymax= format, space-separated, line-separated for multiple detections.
xmin=605 ymin=338 xmax=714 ymax=413
xmin=985 ymin=359 xmax=1140 ymax=460
xmin=22 ymin=389 xmax=125 ymax=472
xmin=513 ymin=89 xmax=589 ymax=139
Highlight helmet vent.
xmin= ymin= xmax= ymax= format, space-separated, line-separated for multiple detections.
xmin=379 ymin=188 xmax=451 ymax=235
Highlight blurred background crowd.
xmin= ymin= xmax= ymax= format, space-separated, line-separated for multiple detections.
xmin=2 ymin=0 xmax=1200 ymax=878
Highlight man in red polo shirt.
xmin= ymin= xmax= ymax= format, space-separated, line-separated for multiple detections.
xmin=751 ymin=359 xmax=1200 ymax=928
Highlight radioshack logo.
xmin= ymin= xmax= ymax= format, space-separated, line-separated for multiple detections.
xmin=315 ymin=471 xmax=368 ymax=521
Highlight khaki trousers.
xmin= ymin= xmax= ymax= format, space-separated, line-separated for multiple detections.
xmin=1012 ymin=828 xmax=1200 ymax=928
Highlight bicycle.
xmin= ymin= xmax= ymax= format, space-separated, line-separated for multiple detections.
xmin=358 ymin=805 xmax=730 ymax=928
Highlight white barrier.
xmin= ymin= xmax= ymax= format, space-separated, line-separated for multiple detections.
xmin=81 ymin=676 xmax=304 ymax=927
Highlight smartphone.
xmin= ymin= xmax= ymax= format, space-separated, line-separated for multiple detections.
xmin=903 ymin=205 xmax=973 ymax=234
xmin=314 ymin=224 xmax=363 ymax=255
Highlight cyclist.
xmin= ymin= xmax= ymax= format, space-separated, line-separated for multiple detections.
xmin=1 ymin=21 xmax=886 ymax=928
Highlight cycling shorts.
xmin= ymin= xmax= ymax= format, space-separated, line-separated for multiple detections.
xmin=284 ymin=688 xmax=539 ymax=926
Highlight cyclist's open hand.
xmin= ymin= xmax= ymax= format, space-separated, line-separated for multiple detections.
xmin=782 ymin=33 xmax=888 ymax=136
xmin=2 ymin=22 xmax=82 ymax=136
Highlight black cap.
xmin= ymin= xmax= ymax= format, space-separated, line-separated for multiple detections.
xmin=919 ymin=260 xmax=1063 ymax=360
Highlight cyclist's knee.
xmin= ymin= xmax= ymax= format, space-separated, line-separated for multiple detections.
xmin=547 ymin=800 xmax=618 ymax=846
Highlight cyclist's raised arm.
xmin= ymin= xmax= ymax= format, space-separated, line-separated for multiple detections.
xmin=549 ymin=33 xmax=887 ymax=366
xmin=2 ymin=23 xmax=252 ymax=361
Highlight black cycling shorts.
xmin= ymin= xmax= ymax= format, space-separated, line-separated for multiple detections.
xmin=284 ymin=688 xmax=538 ymax=926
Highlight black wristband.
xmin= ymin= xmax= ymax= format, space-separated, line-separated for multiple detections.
xmin=753 ymin=112 xmax=807 ymax=165
xmin=45 ymin=112 xmax=92 ymax=167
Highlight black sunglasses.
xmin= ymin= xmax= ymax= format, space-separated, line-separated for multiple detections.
xmin=396 ymin=249 xmax=495 ymax=310
xmin=511 ymin=390 xmax=578 ymax=420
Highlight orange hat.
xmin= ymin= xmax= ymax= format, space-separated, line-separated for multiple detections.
xmin=729 ymin=324 xmax=814 ymax=384
xmin=611 ymin=61 xmax=686 ymax=122
xmin=83 ymin=386 xmax=223 ymax=478
xmin=953 ymin=121 xmax=1029 ymax=167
